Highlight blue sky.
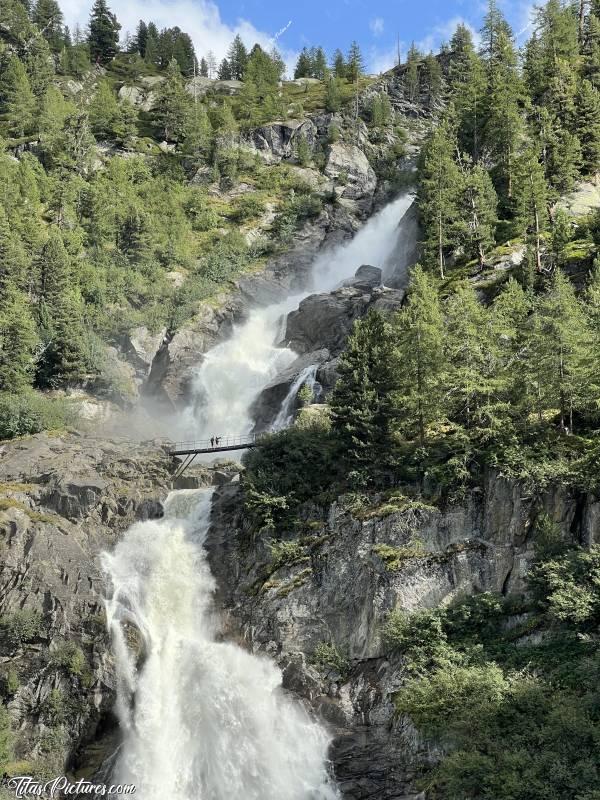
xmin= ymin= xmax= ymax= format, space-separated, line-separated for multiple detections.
xmin=61 ymin=0 xmax=536 ymax=74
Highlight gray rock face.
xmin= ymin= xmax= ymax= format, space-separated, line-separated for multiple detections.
xmin=249 ymin=349 xmax=329 ymax=431
xmin=120 ymin=326 xmax=166 ymax=382
xmin=242 ymin=119 xmax=317 ymax=162
xmin=207 ymin=469 xmax=600 ymax=798
xmin=325 ymin=143 xmax=377 ymax=200
xmin=284 ymin=279 xmax=405 ymax=357
xmin=0 ymin=433 xmax=174 ymax=768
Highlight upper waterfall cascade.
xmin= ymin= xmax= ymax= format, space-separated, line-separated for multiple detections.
xmin=101 ymin=194 xmax=415 ymax=798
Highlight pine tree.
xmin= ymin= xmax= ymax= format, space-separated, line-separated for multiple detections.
xmin=346 ymin=41 xmax=364 ymax=83
xmin=422 ymin=53 xmax=442 ymax=106
xmin=0 ymin=285 xmax=37 ymax=392
xmin=514 ymin=146 xmax=548 ymax=273
xmin=0 ymin=54 xmax=36 ymax=138
xmin=153 ymin=58 xmax=191 ymax=141
xmin=330 ymin=310 xmax=398 ymax=485
xmin=227 ymin=34 xmax=248 ymax=80
xmin=173 ymin=32 xmax=195 ymax=76
xmin=459 ymin=160 xmax=498 ymax=268
xmin=294 ymin=48 xmax=311 ymax=79
xmin=526 ymin=270 xmax=592 ymax=431
xmin=313 ymin=47 xmax=328 ymax=80
xmin=548 ymin=126 xmax=582 ymax=192
xmin=405 ymin=42 xmax=422 ymax=102
xmin=450 ymin=26 xmax=487 ymax=161
xmin=444 ymin=281 xmax=495 ymax=427
xmin=182 ymin=103 xmax=212 ymax=162
xmin=332 ymin=49 xmax=346 ymax=78
xmin=88 ymin=0 xmax=121 ymax=64
xmin=419 ymin=117 xmax=461 ymax=278
xmin=33 ymin=0 xmax=65 ymax=53
xmin=23 ymin=35 xmax=54 ymax=97
xmin=325 ymin=76 xmax=341 ymax=112
xmin=135 ymin=20 xmax=148 ymax=57
xmin=199 ymin=57 xmax=208 ymax=77
xmin=88 ymin=79 xmax=120 ymax=139
xmin=482 ymin=22 xmax=523 ymax=200
xmin=491 ymin=276 xmax=531 ymax=416
xmin=576 ymin=79 xmax=600 ymax=173
xmin=396 ymin=266 xmax=445 ymax=444
xmin=36 ymin=230 xmax=88 ymax=387
xmin=218 ymin=58 xmax=232 ymax=80
xmin=144 ymin=23 xmax=159 ymax=66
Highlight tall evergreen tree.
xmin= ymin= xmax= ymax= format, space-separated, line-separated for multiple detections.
xmin=346 ymin=41 xmax=364 ymax=83
xmin=0 ymin=54 xmax=36 ymax=138
xmin=419 ymin=117 xmax=461 ymax=278
xmin=576 ymin=79 xmax=600 ymax=172
xmin=88 ymin=0 xmax=121 ymax=64
xmin=405 ymin=42 xmax=422 ymax=102
xmin=514 ymin=146 xmax=548 ymax=273
xmin=526 ymin=270 xmax=592 ymax=431
xmin=33 ymin=0 xmax=65 ymax=53
xmin=459 ymin=160 xmax=498 ymax=268
xmin=332 ymin=49 xmax=346 ymax=78
xmin=396 ymin=266 xmax=445 ymax=445
xmin=227 ymin=34 xmax=248 ymax=80
xmin=331 ymin=310 xmax=398 ymax=485
xmin=153 ymin=58 xmax=190 ymax=141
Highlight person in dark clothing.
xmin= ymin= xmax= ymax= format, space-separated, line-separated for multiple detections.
xmin=210 ymin=437 xmax=214 ymax=447
xmin=215 ymin=436 xmax=221 ymax=445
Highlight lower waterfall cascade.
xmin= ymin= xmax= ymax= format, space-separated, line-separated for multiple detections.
xmin=101 ymin=194 xmax=415 ymax=798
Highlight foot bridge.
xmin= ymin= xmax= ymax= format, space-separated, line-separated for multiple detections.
xmin=168 ymin=434 xmax=262 ymax=479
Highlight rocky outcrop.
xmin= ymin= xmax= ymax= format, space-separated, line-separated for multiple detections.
xmin=324 ymin=143 xmax=377 ymax=202
xmin=283 ymin=267 xmax=405 ymax=356
xmin=0 ymin=434 xmax=174 ymax=770
xmin=249 ymin=350 xmax=329 ymax=431
xmin=206 ymin=470 xmax=600 ymax=798
xmin=241 ymin=119 xmax=318 ymax=163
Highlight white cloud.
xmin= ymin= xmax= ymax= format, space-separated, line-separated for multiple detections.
xmin=417 ymin=15 xmax=480 ymax=53
xmin=368 ymin=42 xmax=403 ymax=74
xmin=369 ymin=17 xmax=385 ymax=37
xmin=60 ymin=0 xmax=298 ymax=76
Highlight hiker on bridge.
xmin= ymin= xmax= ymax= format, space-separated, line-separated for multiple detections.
xmin=215 ymin=436 xmax=221 ymax=446
xmin=210 ymin=437 xmax=215 ymax=447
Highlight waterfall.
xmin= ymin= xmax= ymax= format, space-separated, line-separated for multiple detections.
xmin=102 ymin=193 xmax=415 ymax=797
xmin=271 ymin=364 xmax=319 ymax=432
xmin=102 ymin=489 xmax=339 ymax=800
xmin=181 ymin=193 xmax=414 ymax=441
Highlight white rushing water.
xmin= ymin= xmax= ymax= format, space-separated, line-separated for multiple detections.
xmin=102 ymin=490 xmax=339 ymax=800
xmin=102 ymin=194 xmax=414 ymax=798
xmin=182 ymin=193 xmax=414 ymax=440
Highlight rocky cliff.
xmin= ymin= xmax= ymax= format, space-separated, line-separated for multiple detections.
xmin=206 ymin=471 xmax=600 ymax=798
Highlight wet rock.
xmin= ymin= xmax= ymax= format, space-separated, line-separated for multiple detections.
xmin=242 ymin=119 xmax=317 ymax=163
xmin=325 ymin=143 xmax=377 ymax=201
xmin=250 ymin=349 xmax=329 ymax=432
xmin=284 ymin=279 xmax=404 ymax=356
xmin=135 ymin=498 xmax=164 ymax=521
xmin=120 ymin=326 xmax=166 ymax=381
xmin=344 ymin=264 xmax=382 ymax=289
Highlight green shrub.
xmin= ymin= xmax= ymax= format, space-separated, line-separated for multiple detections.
xmin=0 ymin=392 xmax=77 ymax=441
xmin=0 ymin=609 xmax=43 ymax=649
xmin=50 ymin=641 xmax=88 ymax=678
xmin=268 ymin=540 xmax=306 ymax=570
xmin=311 ymin=642 xmax=349 ymax=676
xmin=0 ymin=705 xmax=13 ymax=772
xmin=228 ymin=193 xmax=265 ymax=222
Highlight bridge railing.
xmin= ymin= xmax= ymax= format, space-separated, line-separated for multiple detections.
xmin=167 ymin=433 xmax=262 ymax=453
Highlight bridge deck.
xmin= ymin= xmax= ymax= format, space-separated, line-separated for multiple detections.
xmin=168 ymin=434 xmax=261 ymax=457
